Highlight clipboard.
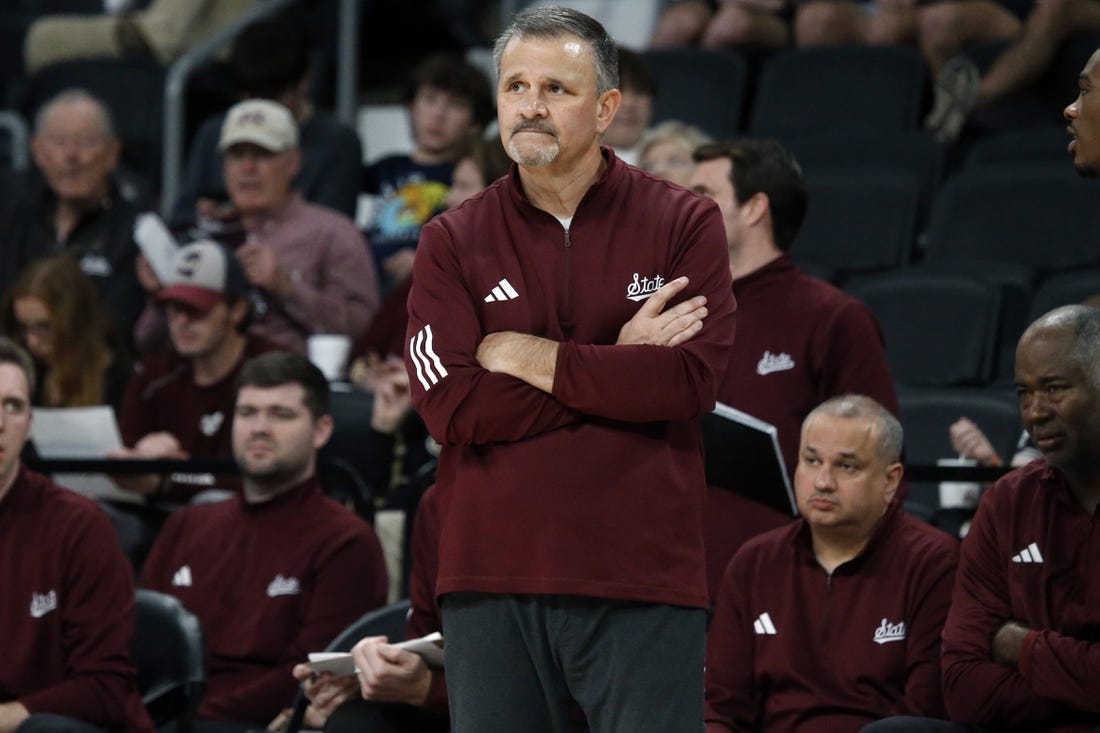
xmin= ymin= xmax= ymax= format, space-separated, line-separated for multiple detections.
xmin=702 ymin=401 xmax=798 ymax=516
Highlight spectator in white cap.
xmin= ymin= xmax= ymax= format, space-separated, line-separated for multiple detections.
xmin=111 ymin=240 xmax=279 ymax=500
xmin=137 ymin=99 xmax=380 ymax=356
xmin=220 ymin=99 xmax=380 ymax=353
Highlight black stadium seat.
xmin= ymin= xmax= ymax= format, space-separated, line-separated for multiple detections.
xmin=792 ymin=168 xmax=920 ymax=281
xmin=748 ymin=45 xmax=927 ymax=139
xmin=133 ymin=589 xmax=206 ymax=732
xmin=846 ymin=272 xmax=1001 ymax=388
xmin=643 ymin=47 xmax=749 ymax=138
xmin=922 ymin=164 xmax=1100 ymax=273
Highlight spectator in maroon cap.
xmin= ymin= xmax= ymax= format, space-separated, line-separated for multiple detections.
xmin=111 ymin=240 xmax=277 ymax=499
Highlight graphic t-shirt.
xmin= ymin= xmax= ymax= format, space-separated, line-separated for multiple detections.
xmin=362 ymin=155 xmax=454 ymax=265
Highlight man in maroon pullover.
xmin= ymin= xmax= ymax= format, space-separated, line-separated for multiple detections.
xmin=0 ymin=337 xmax=153 ymax=733
xmin=705 ymin=395 xmax=958 ymax=733
xmin=404 ymin=6 xmax=735 ymax=732
xmin=934 ymin=305 xmax=1100 ymax=733
xmin=141 ymin=352 xmax=388 ymax=731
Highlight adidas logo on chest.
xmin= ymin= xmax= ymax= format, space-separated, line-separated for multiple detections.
xmin=753 ymin=612 xmax=777 ymax=635
xmin=484 ymin=278 xmax=519 ymax=303
xmin=1012 ymin=542 xmax=1044 ymax=564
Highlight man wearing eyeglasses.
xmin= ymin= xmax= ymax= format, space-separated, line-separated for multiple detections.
xmin=0 ymin=88 xmax=145 ymax=350
xmin=111 ymin=240 xmax=276 ymax=501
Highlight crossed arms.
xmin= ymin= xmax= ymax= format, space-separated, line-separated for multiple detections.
xmin=476 ymin=275 xmax=709 ymax=393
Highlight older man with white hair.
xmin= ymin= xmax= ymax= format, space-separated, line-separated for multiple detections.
xmin=0 ymin=88 xmax=144 ymax=342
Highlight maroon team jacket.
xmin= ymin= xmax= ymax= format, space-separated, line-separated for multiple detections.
xmin=705 ymin=501 xmax=959 ymax=732
xmin=0 ymin=468 xmax=153 ymax=732
xmin=942 ymin=459 xmax=1100 ymax=731
xmin=405 ymin=148 xmax=737 ymax=610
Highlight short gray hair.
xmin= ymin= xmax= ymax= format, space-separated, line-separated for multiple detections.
xmin=492 ymin=6 xmax=619 ymax=97
xmin=804 ymin=394 xmax=903 ymax=464
xmin=33 ymin=88 xmax=117 ymax=140
xmin=1024 ymin=304 xmax=1100 ymax=386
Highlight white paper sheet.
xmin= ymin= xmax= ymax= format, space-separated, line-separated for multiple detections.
xmin=133 ymin=212 xmax=179 ymax=283
xmin=30 ymin=406 xmax=136 ymax=503
xmin=306 ymin=632 xmax=445 ymax=675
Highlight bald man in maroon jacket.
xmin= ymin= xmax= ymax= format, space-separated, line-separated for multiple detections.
xmin=705 ymin=395 xmax=957 ymax=733
xmin=0 ymin=337 xmax=153 ymax=733
xmin=689 ymin=139 xmax=898 ymax=605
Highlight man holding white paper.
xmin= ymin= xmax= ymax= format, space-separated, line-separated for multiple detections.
xmin=283 ymin=484 xmax=449 ymax=733
xmin=135 ymin=100 xmax=379 ymax=356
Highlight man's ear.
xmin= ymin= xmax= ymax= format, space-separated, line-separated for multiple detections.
xmin=312 ymin=414 xmax=334 ymax=451
xmin=30 ymin=136 xmax=47 ymax=169
xmin=741 ymin=191 xmax=770 ymax=227
xmin=595 ymin=88 xmax=622 ymax=135
xmin=883 ymin=462 xmax=903 ymax=504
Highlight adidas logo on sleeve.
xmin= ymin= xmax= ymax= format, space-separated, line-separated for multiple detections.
xmin=1011 ymin=542 xmax=1044 ymax=564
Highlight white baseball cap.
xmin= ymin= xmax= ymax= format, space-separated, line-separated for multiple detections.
xmin=218 ymin=99 xmax=298 ymax=153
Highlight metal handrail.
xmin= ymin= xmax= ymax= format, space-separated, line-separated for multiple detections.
xmin=335 ymin=0 xmax=361 ymax=128
xmin=0 ymin=111 xmax=29 ymax=170
xmin=160 ymin=0 xmax=361 ymax=217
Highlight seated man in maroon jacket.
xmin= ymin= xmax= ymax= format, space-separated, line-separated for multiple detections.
xmin=705 ymin=395 xmax=958 ymax=733
xmin=140 ymin=352 xmax=389 ymax=732
xmin=0 ymin=337 xmax=153 ymax=733
xmin=870 ymin=305 xmax=1100 ymax=733
xmin=689 ymin=139 xmax=898 ymax=606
